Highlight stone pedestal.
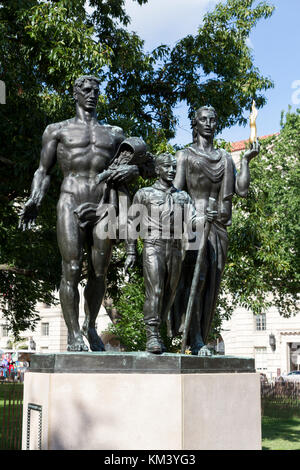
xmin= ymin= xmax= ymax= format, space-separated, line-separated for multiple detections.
xmin=22 ymin=353 xmax=261 ymax=450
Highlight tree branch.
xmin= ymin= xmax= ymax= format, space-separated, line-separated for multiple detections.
xmin=0 ymin=156 xmax=14 ymax=166
xmin=0 ymin=264 xmax=34 ymax=277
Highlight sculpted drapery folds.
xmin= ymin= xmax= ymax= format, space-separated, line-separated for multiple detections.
xmin=172 ymin=106 xmax=259 ymax=355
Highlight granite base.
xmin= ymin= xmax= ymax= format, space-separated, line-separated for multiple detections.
xmin=22 ymin=353 xmax=261 ymax=450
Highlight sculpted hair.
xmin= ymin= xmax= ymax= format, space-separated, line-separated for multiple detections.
xmin=154 ymin=153 xmax=176 ymax=169
xmin=73 ymin=75 xmax=100 ymax=95
xmin=191 ymin=105 xmax=218 ymax=143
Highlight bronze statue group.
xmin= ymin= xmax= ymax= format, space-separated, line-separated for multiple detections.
xmin=20 ymin=76 xmax=260 ymax=356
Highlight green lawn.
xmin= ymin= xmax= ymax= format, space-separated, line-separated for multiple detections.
xmin=262 ymin=404 xmax=300 ymax=451
xmin=0 ymin=383 xmax=23 ymax=450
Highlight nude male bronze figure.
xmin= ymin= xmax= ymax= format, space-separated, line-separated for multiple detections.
xmin=19 ymin=75 xmax=141 ymax=352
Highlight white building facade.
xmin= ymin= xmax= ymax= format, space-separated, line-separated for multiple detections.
xmin=221 ymin=306 xmax=300 ymax=381
xmin=0 ymin=287 xmax=112 ymax=354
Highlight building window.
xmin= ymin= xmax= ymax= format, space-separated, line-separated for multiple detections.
xmin=255 ymin=313 xmax=266 ymax=331
xmin=289 ymin=343 xmax=300 ymax=372
xmin=255 ymin=347 xmax=267 ymax=371
xmin=1 ymin=325 xmax=9 ymax=337
xmin=41 ymin=322 xmax=49 ymax=336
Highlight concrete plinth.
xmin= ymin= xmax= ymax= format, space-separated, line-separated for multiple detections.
xmin=22 ymin=353 xmax=261 ymax=450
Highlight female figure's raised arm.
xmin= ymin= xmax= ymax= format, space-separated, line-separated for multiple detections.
xmin=235 ymin=140 xmax=260 ymax=197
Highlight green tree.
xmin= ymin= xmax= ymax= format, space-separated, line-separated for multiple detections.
xmin=0 ymin=0 xmax=276 ymax=337
xmin=164 ymin=0 xmax=275 ymax=130
xmin=0 ymin=0 xmax=112 ymax=336
xmin=219 ymin=109 xmax=300 ymax=325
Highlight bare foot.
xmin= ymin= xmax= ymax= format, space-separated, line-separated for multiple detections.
xmin=67 ymin=333 xmax=89 ymax=352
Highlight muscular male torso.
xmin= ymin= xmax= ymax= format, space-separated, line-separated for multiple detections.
xmin=42 ymin=117 xmax=125 ymax=351
xmin=49 ymin=117 xmax=124 ymax=207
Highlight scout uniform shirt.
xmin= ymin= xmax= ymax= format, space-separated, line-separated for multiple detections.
xmin=126 ymin=181 xmax=204 ymax=253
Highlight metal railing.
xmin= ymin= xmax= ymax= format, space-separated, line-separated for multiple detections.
xmin=261 ymin=381 xmax=300 ymax=410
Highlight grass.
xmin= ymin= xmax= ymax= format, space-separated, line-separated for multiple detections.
xmin=1 ymin=382 xmax=300 ymax=451
xmin=262 ymin=403 xmax=300 ymax=451
xmin=0 ymin=382 xmax=23 ymax=450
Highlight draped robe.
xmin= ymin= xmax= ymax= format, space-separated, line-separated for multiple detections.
xmin=171 ymin=148 xmax=236 ymax=347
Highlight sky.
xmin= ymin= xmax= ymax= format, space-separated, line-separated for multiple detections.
xmin=123 ymin=0 xmax=300 ymax=146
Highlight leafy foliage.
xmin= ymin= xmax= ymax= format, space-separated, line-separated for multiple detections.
xmin=151 ymin=0 xmax=275 ymax=132
xmin=0 ymin=0 xmax=277 ymax=338
xmin=108 ymin=272 xmax=146 ymax=352
xmin=0 ymin=0 xmax=113 ymax=336
xmin=214 ymin=109 xmax=300 ymax=340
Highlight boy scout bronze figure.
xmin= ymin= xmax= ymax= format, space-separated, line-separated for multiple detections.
xmin=125 ymin=153 xmax=214 ymax=353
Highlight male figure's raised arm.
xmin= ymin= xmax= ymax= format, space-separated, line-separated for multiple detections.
xmin=19 ymin=124 xmax=59 ymax=230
